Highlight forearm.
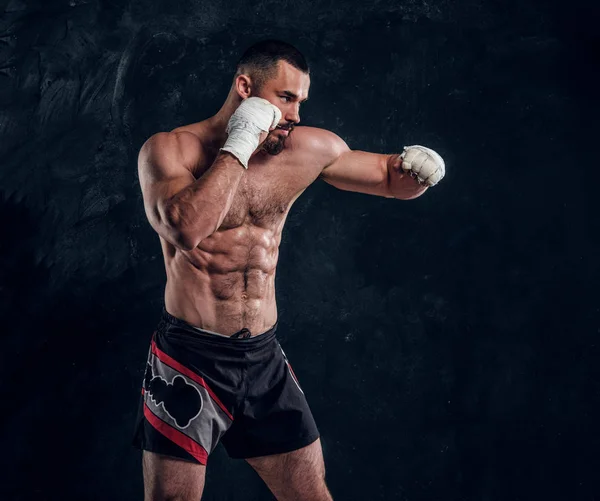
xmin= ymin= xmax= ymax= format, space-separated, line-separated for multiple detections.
xmin=165 ymin=151 xmax=245 ymax=247
xmin=386 ymin=154 xmax=429 ymax=200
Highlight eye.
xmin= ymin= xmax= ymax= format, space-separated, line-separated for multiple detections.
xmin=280 ymin=96 xmax=291 ymax=103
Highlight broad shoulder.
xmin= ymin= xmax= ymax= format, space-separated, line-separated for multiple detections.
xmin=290 ymin=126 xmax=350 ymax=171
xmin=162 ymin=121 xmax=216 ymax=176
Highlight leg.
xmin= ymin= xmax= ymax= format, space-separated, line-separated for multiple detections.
xmin=245 ymin=437 xmax=333 ymax=501
xmin=143 ymin=451 xmax=206 ymax=501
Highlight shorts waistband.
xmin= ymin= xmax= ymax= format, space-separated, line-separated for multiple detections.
xmin=160 ymin=307 xmax=278 ymax=349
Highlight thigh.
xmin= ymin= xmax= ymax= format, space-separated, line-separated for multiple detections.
xmin=143 ymin=451 xmax=206 ymax=501
xmin=245 ymin=437 xmax=332 ymax=501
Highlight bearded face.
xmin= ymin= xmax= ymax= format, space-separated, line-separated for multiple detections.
xmin=261 ymin=124 xmax=295 ymax=155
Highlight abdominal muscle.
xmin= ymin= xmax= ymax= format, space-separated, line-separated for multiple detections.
xmin=161 ymin=222 xmax=282 ymax=337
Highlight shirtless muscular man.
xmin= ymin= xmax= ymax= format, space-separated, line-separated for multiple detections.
xmin=132 ymin=39 xmax=445 ymax=501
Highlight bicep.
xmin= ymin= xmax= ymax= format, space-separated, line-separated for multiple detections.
xmin=137 ymin=132 xmax=198 ymax=237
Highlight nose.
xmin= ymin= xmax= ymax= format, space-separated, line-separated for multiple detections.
xmin=285 ymin=105 xmax=300 ymax=125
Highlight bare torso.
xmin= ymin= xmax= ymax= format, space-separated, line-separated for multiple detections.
xmin=161 ymin=120 xmax=329 ymax=337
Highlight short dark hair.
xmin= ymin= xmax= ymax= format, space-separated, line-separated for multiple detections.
xmin=235 ymin=39 xmax=309 ymax=92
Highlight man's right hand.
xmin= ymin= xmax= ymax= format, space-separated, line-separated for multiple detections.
xmin=219 ymin=97 xmax=282 ymax=169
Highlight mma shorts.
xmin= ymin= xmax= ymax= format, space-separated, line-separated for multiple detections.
xmin=131 ymin=307 xmax=320 ymax=464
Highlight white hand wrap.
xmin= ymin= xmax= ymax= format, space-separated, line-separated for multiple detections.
xmin=400 ymin=145 xmax=446 ymax=187
xmin=219 ymin=97 xmax=282 ymax=169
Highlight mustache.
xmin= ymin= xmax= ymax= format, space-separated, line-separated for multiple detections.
xmin=276 ymin=123 xmax=295 ymax=131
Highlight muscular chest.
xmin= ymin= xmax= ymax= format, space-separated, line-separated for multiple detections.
xmin=193 ymin=151 xmax=312 ymax=231
xmin=222 ymin=173 xmax=293 ymax=229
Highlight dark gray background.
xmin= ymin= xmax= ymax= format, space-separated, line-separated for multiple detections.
xmin=1 ymin=0 xmax=598 ymax=499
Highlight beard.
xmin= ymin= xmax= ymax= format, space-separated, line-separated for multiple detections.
xmin=261 ymin=125 xmax=294 ymax=155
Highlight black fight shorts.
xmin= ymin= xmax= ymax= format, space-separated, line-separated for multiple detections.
xmin=132 ymin=308 xmax=320 ymax=465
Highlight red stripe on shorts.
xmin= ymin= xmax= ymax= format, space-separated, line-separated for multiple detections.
xmin=143 ymin=403 xmax=208 ymax=464
xmin=286 ymin=360 xmax=300 ymax=386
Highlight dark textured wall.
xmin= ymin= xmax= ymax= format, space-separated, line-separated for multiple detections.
xmin=1 ymin=0 xmax=598 ymax=499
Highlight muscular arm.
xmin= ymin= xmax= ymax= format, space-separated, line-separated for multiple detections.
xmin=138 ymin=131 xmax=245 ymax=251
xmin=315 ymin=129 xmax=428 ymax=200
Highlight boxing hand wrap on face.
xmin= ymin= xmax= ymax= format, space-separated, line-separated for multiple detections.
xmin=400 ymin=145 xmax=446 ymax=187
xmin=219 ymin=97 xmax=282 ymax=169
